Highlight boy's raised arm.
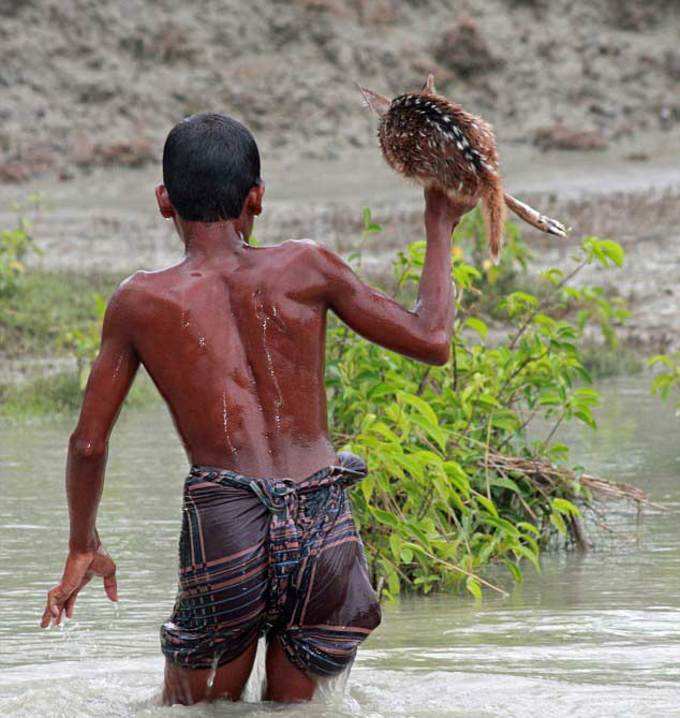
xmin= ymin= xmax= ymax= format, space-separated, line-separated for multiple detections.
xmin=316 ymin=187 xmax=477 ymax=365
xmin=41 ymin=283 xmax=139 ymax=627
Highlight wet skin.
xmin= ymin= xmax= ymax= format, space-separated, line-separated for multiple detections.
xmin=41 ymin=181 xmax=477 ymax=704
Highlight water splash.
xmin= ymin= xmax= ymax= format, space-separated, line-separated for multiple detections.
xmin=206 ymin=653 xmax=219 ymax=691
xmin=242 ymin=637 xmax=267 ymax=702
xmin=255 ymin=300 xmax=284 ymax=433
xmin=316 ymin=659 xmax=354 ymax=704
xmin=221 ymin=393 xmax=238 ymax=457
xmin=270 ymin=303 xmax=288 ymax=333
xmin=112 ymin=352 xmax=124 ymax=379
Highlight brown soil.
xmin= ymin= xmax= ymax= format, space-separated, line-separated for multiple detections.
xmin=1 ymin=0 xmax=679 ymax=183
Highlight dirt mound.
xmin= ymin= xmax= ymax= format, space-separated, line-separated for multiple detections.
xmin=533 ymin=122 xmax=608 ymax=151
xmin=1 ymin=0 xmax=679 ymax=183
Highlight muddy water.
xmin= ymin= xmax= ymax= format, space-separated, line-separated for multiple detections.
xmin=1 ymin=375 xmax=679 ymax=717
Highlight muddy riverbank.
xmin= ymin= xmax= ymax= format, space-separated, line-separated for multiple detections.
xmin=3 ymin=0 xmax=680 ymax=184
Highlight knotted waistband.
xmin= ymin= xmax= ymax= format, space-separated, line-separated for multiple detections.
xmin=184 ymin=451 xmax=367 ymax=627
xmin=187 ymin=451 xmax=367 ymax=513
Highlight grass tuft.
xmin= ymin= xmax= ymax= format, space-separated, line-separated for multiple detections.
xmin=0 ymin=370 xmax=159 ymax=419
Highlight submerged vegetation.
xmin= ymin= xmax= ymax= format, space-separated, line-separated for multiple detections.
xmin=1 ymin=204 xmax=645 ymax=597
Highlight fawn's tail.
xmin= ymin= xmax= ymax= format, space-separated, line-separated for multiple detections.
xmin=504 ymin=193 xmax=570 ymax=238
xmin=481 ymin=176 xmax=506 ymax=264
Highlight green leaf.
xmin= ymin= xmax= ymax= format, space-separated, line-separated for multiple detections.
xmin=502 ymin=559 xmax=524 ymax=583
xmin=369 ymin=421 xmax=401 ymax=444
xmin=410 ymin=414 xmax=449 ymax=452
xmin=573 ymin=407 xmax=597 ymax=429
xmin=489 ymin=477 xmax=522 ymax=494
xmin=550 ymin=511 xmax=568 ymax=536
xmin=475 ymin=493 xmax=499 ymax=517
xmin=465 ymin=316 xmax=489 ymax=338
xmin=402 ymin=541 xmax=428 ymax=557
xmin=400 ymin=547 xmax=414 ymax=563
xmin=552 ymin=498 xmax=581 ymax=517
xmin=372 ymin=508 xmax=400 ymax=529
xmin=397 ymin=391 xmax=439 ymax=425
xmin=514 ymin=544 xmax=541 ymax=572
xmin=599 ymin=239 xmax=625 ymax=267
xmin=517 ymin=522 xmax=541 ymax=537
xmin=382 ymin=560 xmax=401 ymax=595
xmin=389 ymin=532 xmax=401 ymax=559
xmin=465 ymin=576 xmax=482 ymax=600
xmin=648 ymin=354 xmax=674 ymax=368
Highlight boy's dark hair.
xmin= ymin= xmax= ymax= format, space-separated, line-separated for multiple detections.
xmin=162 ymin=113 xmax=261 ymax=222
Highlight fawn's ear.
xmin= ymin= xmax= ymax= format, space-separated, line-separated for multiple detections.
xmin=357 ymin=85 xmax=391 ymax=116
xmin=422 ymin=73 xmax=436 ymax=94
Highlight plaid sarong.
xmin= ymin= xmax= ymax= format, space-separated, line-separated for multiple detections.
xmin=160 ymin=452 xmax=381 ymax=676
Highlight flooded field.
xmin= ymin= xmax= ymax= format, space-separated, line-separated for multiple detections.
xmin=1 ymin=376 xmax=679 ymax=717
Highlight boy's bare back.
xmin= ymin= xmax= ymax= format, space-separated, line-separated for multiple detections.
xmin=100 ymin=206 xmax=463 ymax=482
xmin=118 ymin=238 xmax=337 ymax=480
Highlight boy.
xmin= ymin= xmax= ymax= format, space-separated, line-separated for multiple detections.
xmin=41 ymin=113 xmax=476 ymax=704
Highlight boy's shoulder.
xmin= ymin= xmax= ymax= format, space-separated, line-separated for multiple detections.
xmin=281 ymin=238 xmax=319 ymax=249
xmin=109 ymin=266 xmax=182 ymax=313
xmin=118 ymin=266 xmax=177 ymax=295
xmin=277 ymin=238 xmax=320 ymax=258
xmin=277 ymin=238 xmax=339 ymax=268
xmin=257 ymin=238 xmax=331 ymax=274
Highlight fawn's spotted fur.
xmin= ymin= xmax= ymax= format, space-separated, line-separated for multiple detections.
xmin=360 ymin=74 xmax=568 ymax=262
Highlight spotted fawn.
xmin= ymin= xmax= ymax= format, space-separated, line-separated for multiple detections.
xmin=360 ymin=74 xmax=569 ymax=262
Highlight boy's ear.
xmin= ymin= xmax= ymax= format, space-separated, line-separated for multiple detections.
xmin=155 ymin=184 xmax=175 ymax=218
xmin=247 ymin=181 xmax=265 ymax=216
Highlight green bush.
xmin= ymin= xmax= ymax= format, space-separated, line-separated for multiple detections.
xmin=57 ymin=293 xmax=107 ymax=388
xmin=0 ymin=271 xmax=119 ymax=358
xmin=0 ymin=372 xmax=84 ymax=416
xmin=0 ymin=369 xmax=159 ymax=418
xmin=328 ymin=209 xmax=630 ymax=598
xmin=1 ymin=204 xmax=637 ymax=598
xmin=0 ymin=195 xmax=43 ymax=298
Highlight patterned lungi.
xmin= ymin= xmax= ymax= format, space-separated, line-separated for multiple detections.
xmin=160 ymin=452 xmax=381 ymax=676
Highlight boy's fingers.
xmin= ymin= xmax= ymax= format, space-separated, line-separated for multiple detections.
xmin=40 ymin=604 xmax=52 ymax=628
xmin=64 ymin=589 xmax=81 ymax=618
xmin=103 ymin=572 xmax=118 ymax=602
xmin=41 ymin=549 xmax=118 ymax=626
xmin=41 ymin=586 xmax=65 ymax=628
xmin=60 ymin=565 xmax=89 ymax=596
xmin=92 ymin=550 xmax=114 ymax=574
xmin=93 ymin=551 xmax=118 ymax=601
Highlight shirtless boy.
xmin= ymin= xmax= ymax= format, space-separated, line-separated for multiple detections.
xmin=41 ymin=113 xmax=476 ymax=704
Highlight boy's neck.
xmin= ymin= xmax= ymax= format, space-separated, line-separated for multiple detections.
xmin=178 ymin=219 xmax=248 ymax=261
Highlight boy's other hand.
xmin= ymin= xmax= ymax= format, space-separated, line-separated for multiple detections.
xmin=40 ymin=545 xmax=118 ymax=628
xmin=424 ymin=186 xmax=479 ymax=231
